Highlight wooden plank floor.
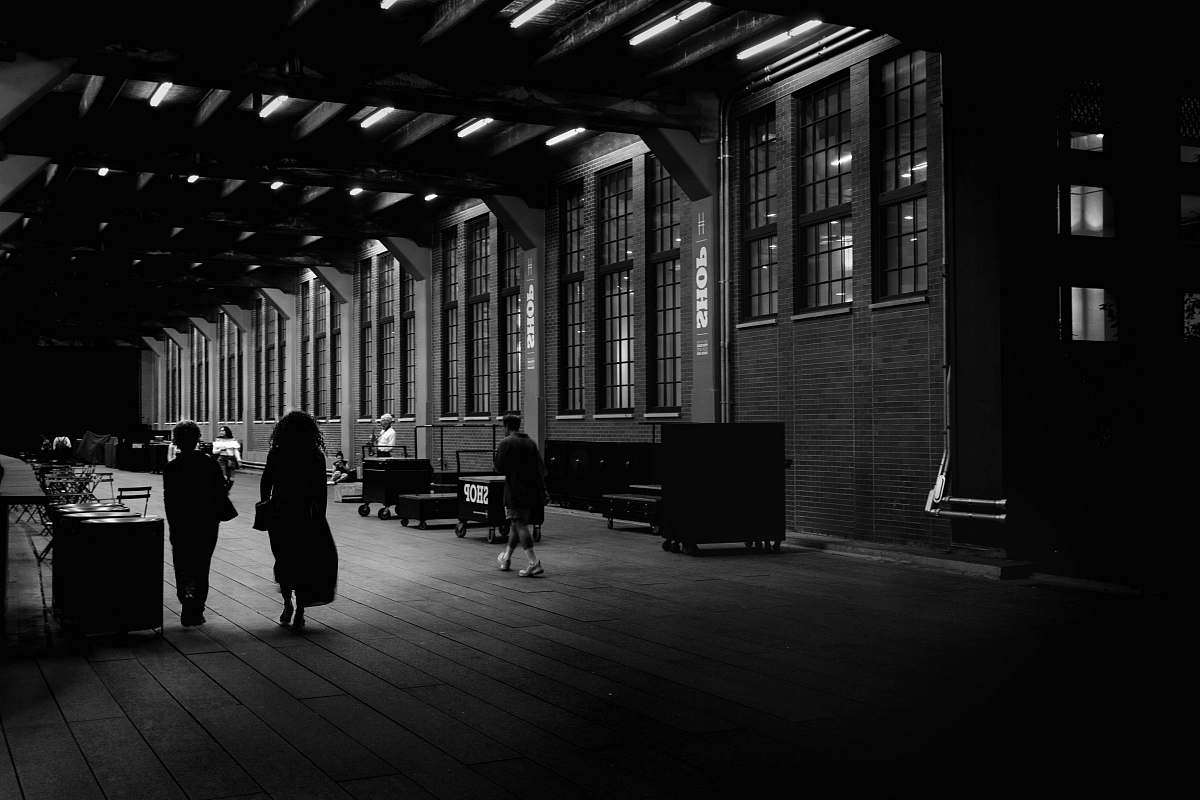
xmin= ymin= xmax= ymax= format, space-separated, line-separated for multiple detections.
xmin=2 ymin=467 xmax=1171 ymax=797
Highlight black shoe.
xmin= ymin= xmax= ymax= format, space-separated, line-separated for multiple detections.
xmin=279 ymin=605 xmax=294 ymax=626
xmin=181 ymin=612 xmax=206 ymax=627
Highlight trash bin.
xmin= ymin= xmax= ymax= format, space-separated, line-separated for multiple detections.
xmin=52 ymin=510 xmax=143 ymax=616
xmin=65 ymin=515 xmax=164 ymax=634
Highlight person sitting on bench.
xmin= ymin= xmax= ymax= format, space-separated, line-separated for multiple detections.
xmin=328 ymin=451 xmax=353 ymax=485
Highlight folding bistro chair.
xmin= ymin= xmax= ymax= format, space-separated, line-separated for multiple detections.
xmin=116 ymin=486 xmax=152 ymax=516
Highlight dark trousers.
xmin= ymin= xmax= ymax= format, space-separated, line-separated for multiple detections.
xmin=171 ymin=530 xmax=218 ymax=614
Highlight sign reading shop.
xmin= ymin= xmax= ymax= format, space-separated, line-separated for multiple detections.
xmin=694 ymin=210 xmax=710 ymax=357
xmin=463 ymin=481 xmax=489 ymax=505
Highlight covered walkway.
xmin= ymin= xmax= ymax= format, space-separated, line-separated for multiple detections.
xmin=2 ymin=467 xmax=1171 ymax=798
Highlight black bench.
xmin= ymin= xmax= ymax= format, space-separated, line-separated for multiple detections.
xmin=601 ymin=493 xmax=661 ymax=534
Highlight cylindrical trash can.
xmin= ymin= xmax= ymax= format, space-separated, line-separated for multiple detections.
xmin=53 ymin=510 xmax=142 ymax=616
xmin=60 ymin=515 xmax=164 ymax=634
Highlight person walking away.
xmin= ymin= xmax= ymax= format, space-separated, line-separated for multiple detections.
xmin=494 ymin=413 xmax=547 ymax=576
xmin=375 ymin=413 xmax=396 ymax=457
xmin=162 ymin=419 xmax=229 ymax=626
xmin=260 ymin=410 xmax=338 ymax=630
xmin=212 ymin=425 xmax=241 ymax=490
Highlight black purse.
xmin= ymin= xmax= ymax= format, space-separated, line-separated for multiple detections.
xmin=252 ymin=499 xmax=274 ymax=531
xmin=218 ymin=494 xmax=238 ymax=522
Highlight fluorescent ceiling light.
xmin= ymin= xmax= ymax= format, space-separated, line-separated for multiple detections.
xmin=545 ymin=127 xmax=585 ymax=146
xmin=630 ymin=2 xmax=710 ymax=46
xmin=259 ymin=95 xmax=288 ymax=118
xmin=187 ymin=174 xmax=199 ymax=183
xmin=270 ymin=180 xmax=284 ymax=190
xmin=349 ymin=187 xmax=364 ymax=196
xmin=380 ymin=0 xmax=400 ymax=8
xmin=149 ymin=82 xmax=172 ymax=107
xmin=360 ymin=106 xmax=395 ymax=128
xmin=511 ymin=0 xmax=556 ymax=29
xmin=457 ymin=118 xmax=494 ymax=138
xmin=424 ymin=193 xmax=438 ymax=201
xmin=97 ymin=167 xmax=109 ymax=177
xmin=737 ymin=19 xmax=821 ymax=59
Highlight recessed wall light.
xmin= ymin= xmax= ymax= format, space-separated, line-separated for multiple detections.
xmin=457 ymin=118 xmax=495 ymax=138
xmin=149 ymin=82 xmax=172 ymax=107
xmin=737 ymin=19 xmax=821 ymax=60
xmin=511 ymin=0 xmax=556 ymax=29
xmin=545 ymin=127 xmax=585 ymax=146
xmin=270 ymin=180 xmax=284 ymax=190
xmin=360 ymin=107 xmax=395 ymax=128
xmin=259 ymin=95 xmax=288 ymax=118
xmin=349 ymin=187 xmax=364 ymax=196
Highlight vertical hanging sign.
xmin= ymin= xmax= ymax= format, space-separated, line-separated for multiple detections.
xmin=692 ymin=199 xmax=716 ymax=421
xmin=524 ymin=254 xmax=537 ymax=369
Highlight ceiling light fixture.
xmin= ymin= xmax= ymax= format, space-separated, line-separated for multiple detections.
xmin=349 ymin=187 xmax=364 ymax=196
xmin=630 ymin=2 xmax=710 ymax=46
xmin=380 ymin=0 xmax=401 ymax=8
xmin=270 ymin=180 xmax=284 ymax=190
xmin=360 ymin=106 xmax=395 ymax=128
xmin=187 ymin=174 xmax=199 ymax=183
xmin=511 ymin=0 xmax=556 ymax=29
xmin=457 ymin=118 xmax=495 ymax=138
xmin=97 ymin=167 xmax=109 ymax=177
xmin=149 ymin=82 xmax=173 ymax=107
xmin=545 ymin=127 xmax=585 ymax=146
xmin=424 ymin=193 xmax=438 ymax=201
xmin=737 ymin=19 xmax=821 ymax=60
xmin=259 ymin=95 xmax=288 ymax=118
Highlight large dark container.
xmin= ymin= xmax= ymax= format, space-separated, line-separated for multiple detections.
xmin=658 ymin=423 xmax=785 ymax=554
xmin=56 ymin=515 xmax=164 ymax=634
xmin=116 ymin=441 xmax=151 ymax=471
xmin=544 ymin=440 xmax=659 ymax=511
xmin=358 ymin=458 xmax=432 ymax=519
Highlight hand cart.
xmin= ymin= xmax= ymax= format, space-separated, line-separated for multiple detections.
xmin=357 ymin=457 xmax=431 ymax=519
xmin=454 ymin=475 xmax=542 ymax=543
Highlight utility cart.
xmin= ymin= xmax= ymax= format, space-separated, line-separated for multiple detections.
xmin=601 ymin=484 xmax=662 ymax=534
xmin=358 ymin=457 xmax=431 ymax=519
xmin=454 ymin=475 xmax=542 ymax=543
xmin=394 ymin=492 xmax=459 ymax=529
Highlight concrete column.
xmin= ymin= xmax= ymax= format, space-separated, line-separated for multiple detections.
xmin=140 ymin=337 xmax=164 ymax=425
xmin=163 ymin=328 xmax=189 ymax=423
xmin=189 ymin=316 xmax=217 ymax=440
xmin=220 ymin=304 xmax=252 ymax=426
xmin=484 ymin=196 xmax=546 ymax=446
xmin=260 ymin=287 xmax=295 ymax=416
xmin=382 ymin=237 xmax=432 ymax=460
xmin=312 ymin=267 xmax=354 ymax=461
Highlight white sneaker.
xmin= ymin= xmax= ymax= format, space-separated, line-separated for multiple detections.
xmin=519 ymin=560 xmax=544 ymax=577
xmin=497 ymin=552 xmax=511 ymax=571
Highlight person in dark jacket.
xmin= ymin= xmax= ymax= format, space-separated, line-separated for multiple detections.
xmin=162 ymin=419 xmax=229 ymax=626
xmin=260 ymin=410 xmax=338 ymax=631
xmin=494 ymin=413 xmax=547 ymax=576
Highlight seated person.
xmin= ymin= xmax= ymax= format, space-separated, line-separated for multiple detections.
xmin=212 ymin=425 xmax=242 ymax=489
xmin=328 ymin=451 xmax=353 ymax=485
xmin=52 ymin=435 xmax=73 ymax=463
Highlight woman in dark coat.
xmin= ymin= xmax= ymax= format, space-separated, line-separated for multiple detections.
xmin=260 ymin=411 xmax=338 ymax=630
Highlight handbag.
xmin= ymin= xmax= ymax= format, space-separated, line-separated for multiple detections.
xmin=218 ymin=494 xmax=238 ymax=522
xmin=252 ymin=499 xmax=275 ymax=531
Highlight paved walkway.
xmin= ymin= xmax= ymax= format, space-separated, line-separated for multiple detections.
xmin=2 ymin=467 xmax=1173 ymax=798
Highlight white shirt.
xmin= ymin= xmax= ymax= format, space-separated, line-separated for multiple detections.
xmin=212 ymin=439 xmax=241 ymax=458
xmin=376 ymin=427 xmax=396 ymax=451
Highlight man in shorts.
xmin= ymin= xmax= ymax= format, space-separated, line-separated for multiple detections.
xmin=494 ymin=413 xmax=546 ymax=576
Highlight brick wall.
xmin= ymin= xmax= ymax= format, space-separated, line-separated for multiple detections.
xmin=730 ymin=38 xmax=950 ymax=548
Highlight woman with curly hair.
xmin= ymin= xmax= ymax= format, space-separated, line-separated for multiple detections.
xmin=260 ymin=410 xmax=338 ymax=630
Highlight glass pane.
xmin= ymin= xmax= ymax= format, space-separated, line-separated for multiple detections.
xmin=1070 ymin=185 xmax=1114 ymax=237
xmin=1070 ymin=287 xmax=1118 ymax=341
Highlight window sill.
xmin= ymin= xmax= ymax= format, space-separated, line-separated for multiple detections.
xmin=644 ymin=411 xmax=681 ymax=418
xmin=356 ymin=418 xmax=373 ymax=423
xmin=594 ymin=413 xmax=634 ymax=419
xmin=870 ymin=295 xmax=927 ymax=311
xmin=396 ymin=417 xmax=415 ymax=423
xmin=555 ymin=414 xmax=585 ymax=420
xmin=791 ymin=305 xmax=852 ymax=321
xmin=736 ymin=318 xmax=777 ymax=329
xmin=464 ymin=416 xmax=491 ymax=421
xmin=438 ymin=416 xmax=461 ymax=421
